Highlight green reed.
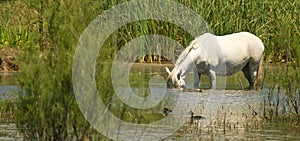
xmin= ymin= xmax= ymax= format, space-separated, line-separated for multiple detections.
xmin=102 ymin=0 xmax=299 ymax=63
xmin=12 ymin=1 xmax=109 ymax=140
xmin=1 ymin=0 xmax=299 ymax=63
xmin=260 ymin=63 xmax=300 ymax=121
xmin=0 ymin=24 xmax=30 ymax=49
xmin=178 ymin=0 xmax=299 ymax=64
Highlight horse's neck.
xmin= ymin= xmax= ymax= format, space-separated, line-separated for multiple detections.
xmin=174 ymin=34 xmax=215 ymax=78
xmin=175 ymin=58 xmax=195 ymax=78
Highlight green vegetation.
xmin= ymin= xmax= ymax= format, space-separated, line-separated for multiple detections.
xmin=1 ymin=0 xmax=108 ymax=140
xmin=1 ymin=0 xmax=299 ymax=63
xmin=262 ymin=64 xmax=300 ymax=121
xmin=0 ymin=0 xmax=299 ymax=140
xmin=181 ymin=0 xmax=299 ymax=64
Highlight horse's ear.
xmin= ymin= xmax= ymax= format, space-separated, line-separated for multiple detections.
xmin=165 ymin=67 xmax=171 ymax=75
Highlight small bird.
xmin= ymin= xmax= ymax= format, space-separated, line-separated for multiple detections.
xmin=163 ymin=108 xmax=173 ymax=116
xmin=182 ymin=88 xmax=202 ymax=92
xmin=188 ymin=111 xmax=205 ymax=120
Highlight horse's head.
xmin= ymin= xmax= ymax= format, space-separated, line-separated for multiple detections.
xmin=165 ymin=67 xmax=186 ymax=89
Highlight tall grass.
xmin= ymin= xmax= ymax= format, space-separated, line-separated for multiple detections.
xmin=1 ymin=0 xmax=299 ymax=63
xmin=0 ymin=1 xmax=33 ymax=49
xmin=0 ymin=24 xmax=30 ymax=49
xmin=176 ymin=0 xmax=299 ymax=64
xmin=13 ymin=0 xmax=109 ymax=140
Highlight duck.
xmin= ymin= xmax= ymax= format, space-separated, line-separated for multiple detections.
xmin=182 ymin=88 xmax=202 ymax=92
xmin=188 ymin=111 xmax=205 ymax=120
xmin=163 ymin=108 xmax=173 ymax=116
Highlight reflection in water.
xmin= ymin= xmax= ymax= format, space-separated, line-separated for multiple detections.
xmin=1 ymin=64 xmax=300 ymax=140
xmin=0 ymin=123 xmax=22 ymax=141
xmin=110 ymin=88 xmax=300 ymax=140
xmin=125 ymin=62 xmax=300 ymax=140
xmin=163 ymin=89 xmax=300 ymax=140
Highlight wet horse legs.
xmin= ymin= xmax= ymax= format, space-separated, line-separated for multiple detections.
xmin=208 ymin=70 xmax=216 ymax=89
xmin=242 ymin=61 xmax=259 ymax=89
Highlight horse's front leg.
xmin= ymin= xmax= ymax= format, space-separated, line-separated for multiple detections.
xmin=208 ymin=70 xmax=216 ymax=89
xmin=193 ymin=69 xmax=201 ymax=89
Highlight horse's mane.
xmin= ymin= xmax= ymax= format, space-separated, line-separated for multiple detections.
xmin=175 ymin=37 xmax=201 ymax=67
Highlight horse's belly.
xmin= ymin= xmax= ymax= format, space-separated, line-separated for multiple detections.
xmin=195 ymin=52 xmax=250 ymax=76
xmin=216 ymin=61 xmax=248 ymax=76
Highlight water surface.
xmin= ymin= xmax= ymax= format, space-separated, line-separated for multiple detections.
xmin=0 ymin=64 xmax=299 ymax=140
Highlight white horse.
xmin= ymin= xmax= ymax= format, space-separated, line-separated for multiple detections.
xmin=166 ymin=32 xmax=264 ymax=90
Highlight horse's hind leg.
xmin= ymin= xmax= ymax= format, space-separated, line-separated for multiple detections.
xmin=249 ymin=60 xmax=260 ymax=89
xmin=243 ymin=61 xmax=260 ymax=90
xmin=242 ymin=63 xmax=254 ymax=89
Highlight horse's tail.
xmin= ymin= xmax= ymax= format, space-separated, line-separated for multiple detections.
xmin=254 ymin=54 xmax=265 ymax=90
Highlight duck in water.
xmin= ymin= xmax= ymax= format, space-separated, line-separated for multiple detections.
xmin=163 ymin=108 xmax=173 ymax=116
xmin=188 ymin=111 xmax=205 ymax=120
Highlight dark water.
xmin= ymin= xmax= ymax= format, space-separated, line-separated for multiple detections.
xmin=0 ymin=65 xmax=299 ymax=140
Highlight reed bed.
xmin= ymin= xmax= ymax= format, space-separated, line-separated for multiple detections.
xmin=0 ymin=0 xmax=299 ymax=63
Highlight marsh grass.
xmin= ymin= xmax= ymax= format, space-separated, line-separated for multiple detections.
xmin=0 ymin=24 xmax=30 ymax=49
xmin=169 ymin=92 xmax=299 ymax=140
xmin=10 ymin=1 xmax=111 ymax=140
xmin=1 ymin=0 xmax=299 ymax=62
xmin=0 ymin=99 xmax=15 ymax=123
xmin=261 ymin=64 xmax=300 ymax=121
xmin=0 ymin=1 xmax=34 ymax=49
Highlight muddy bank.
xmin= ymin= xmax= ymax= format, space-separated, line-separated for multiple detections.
xmin=0 ymin=47 xmax=18 ymax=72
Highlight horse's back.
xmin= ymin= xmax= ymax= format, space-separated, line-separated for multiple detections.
xmin=216 ymin=32 xmax=264 ymax=60
xmin=207 ymin=32 xmax=264 ymax=75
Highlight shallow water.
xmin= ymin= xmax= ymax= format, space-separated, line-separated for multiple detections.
xmin=0 ymin=64 xmax=299 ymax=140
xmin=110 ymin=64 xmax=300 ymax=140
xmin=0 ymin=123 xmax=22 ymax=141
xmin=107 ymin=88 xmax=300 ymax=140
